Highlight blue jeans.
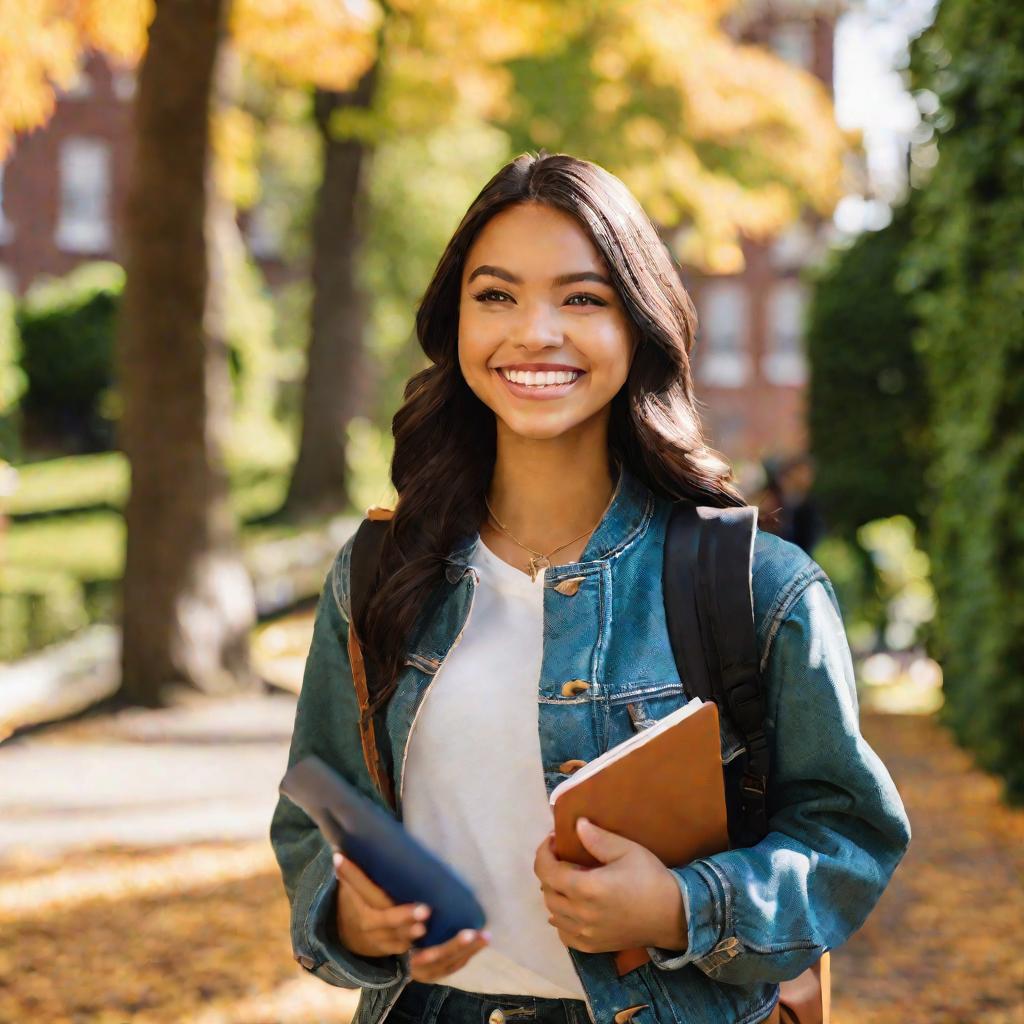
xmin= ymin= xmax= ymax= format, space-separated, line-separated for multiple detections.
xmin=387 ymin=979 xmax=592 ymax=1024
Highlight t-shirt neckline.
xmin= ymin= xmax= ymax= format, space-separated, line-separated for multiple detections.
xmin=474 ymin=536 xmax=546 ymax=592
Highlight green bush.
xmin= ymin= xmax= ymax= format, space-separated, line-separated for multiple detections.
xmin=15 ymin=262 xmax=124 ymax=453
xmin=806 ymin=200 xmax=930 ymax=540
xmin=904 ymin=0 xmax=1024 ymax=801
xmin=0 ymin=290 xmax=26 ymax=461
xmin=0 ymin=565 xmax=88 ymax=661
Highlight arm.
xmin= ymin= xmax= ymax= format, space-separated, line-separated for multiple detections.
xmin=269 ymin=537 xmax=411 ymax=990
xmin=647 ymin=575 xmax=912 ymax=983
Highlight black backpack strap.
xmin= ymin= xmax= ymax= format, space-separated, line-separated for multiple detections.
xmin=663 ymin=500 xmax=770 ymax=848
xmin=348 ymin=510 xmax=396 ymax=809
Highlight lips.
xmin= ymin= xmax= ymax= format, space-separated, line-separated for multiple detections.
xmin=494 ymin=367 xmax=586 ymax=402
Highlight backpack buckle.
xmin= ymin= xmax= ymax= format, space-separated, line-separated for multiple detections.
xmin=741 ymin=774 xmax=766 ymax=798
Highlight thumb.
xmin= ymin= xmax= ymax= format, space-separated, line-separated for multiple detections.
xmin=575 ymin=817 xmax=630 ymax=864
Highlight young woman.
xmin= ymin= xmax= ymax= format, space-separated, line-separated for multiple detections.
xmin=270 ymin=152 xmax=911 ymax=1024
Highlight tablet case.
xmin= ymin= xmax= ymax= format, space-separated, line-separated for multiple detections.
xmin=279 ymin=754 xmax=486 ymax=948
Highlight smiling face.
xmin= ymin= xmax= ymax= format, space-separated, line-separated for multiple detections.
xmin=458 ymin=201 xmax=637 ymax=442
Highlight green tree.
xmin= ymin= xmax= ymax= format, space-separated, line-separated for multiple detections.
xmin=806 ymin=199 xmax=930 ymax=541
xmin=904 ymin=0 xmax=1024 ymax=800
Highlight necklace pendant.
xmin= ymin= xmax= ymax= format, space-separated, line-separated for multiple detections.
xmin=528 ymin=554 xmax=551 ymax=582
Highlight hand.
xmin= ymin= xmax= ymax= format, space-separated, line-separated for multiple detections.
xmin=533 ymin=818 xmax=687 ymax=954
xmin=333 ymin=852 xmax=491 ymax=981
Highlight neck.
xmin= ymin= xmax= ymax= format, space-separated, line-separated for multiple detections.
xmin=484 ymin=436 xmax=619 ymax=557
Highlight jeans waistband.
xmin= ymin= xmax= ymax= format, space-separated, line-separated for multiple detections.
xmin=391 ymin=978 xmax=591 ymax=1024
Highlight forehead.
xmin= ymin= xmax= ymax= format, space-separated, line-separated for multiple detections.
xmin=462 ymin=203 xmax=607 ymax=282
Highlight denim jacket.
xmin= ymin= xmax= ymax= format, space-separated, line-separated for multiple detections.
xmin=269 ymin=463 xmax=912 ymax=1024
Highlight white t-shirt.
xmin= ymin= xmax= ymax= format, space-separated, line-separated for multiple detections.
xmin=401 ymin=536 xmax=588 ymax=999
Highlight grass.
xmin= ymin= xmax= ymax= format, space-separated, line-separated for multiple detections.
xmin=1 ymin=447 xmax=351 ymax=661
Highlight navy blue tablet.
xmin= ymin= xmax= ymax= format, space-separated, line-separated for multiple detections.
xmin=279 ymin=755 xmax=486 ymax=948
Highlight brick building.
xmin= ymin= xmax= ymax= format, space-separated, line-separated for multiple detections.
xmin=0 ymin=52 xmax=287 ymax=296
xmin=0 ymin=54 xmax=134 ymax=295
xmin=685 ymin=3 xmax=841 ymax=465
xmin=0 ymin=4 xmax=842 ymax=466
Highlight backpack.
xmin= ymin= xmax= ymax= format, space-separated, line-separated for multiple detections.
xmin=344 ymin=499 xmax=828 ymax=1023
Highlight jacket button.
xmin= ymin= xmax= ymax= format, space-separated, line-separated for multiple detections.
xmin=296 ymin=953 xmax=316 ymax=970
xmin=613 ymin=1004 xmax=649 ymax=1022
xmin=488 ymin=1010 xmax=506 ymax=1024
xmin=711 ymin=936 xmax=740 ymax=955
xmin=553 ymin=576 xmax=585 ymax=596
xmin=559 ymin=759 xmax=588 ymax=774
xmin=561 ymin=679 xmax=590 ymax=697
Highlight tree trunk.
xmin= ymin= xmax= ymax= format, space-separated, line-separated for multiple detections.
xmin=116 ymin=0 xmax=257 ymax=707
xmin=283 ymin=63 xmax=380 ymax=522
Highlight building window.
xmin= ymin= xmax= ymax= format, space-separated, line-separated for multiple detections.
xmin=112 ymin=69 xmax=136 ymax=102
xmin=697 ymin=281 xmax=751 ymax=388
xmin=770 ymin=22 xmax=814 ymax=70
xmin=770 ymin=221 xmax=822 ymax=271
xmin=0 ymin=160 xmax=11 ymax=243
xmin=55 ymin=138 xmax=112 ymax=253
xmin=61 ymin=67 xmax=94 ymax=100
xmin=763 ymin=280 xmax=808 ymax=386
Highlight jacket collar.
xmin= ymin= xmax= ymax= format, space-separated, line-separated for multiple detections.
xmin=443 ymin=460 xmax=654 ymax=584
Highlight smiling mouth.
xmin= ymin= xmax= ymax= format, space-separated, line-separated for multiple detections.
xmin=496 ymin=368 xmax=584 ymax=388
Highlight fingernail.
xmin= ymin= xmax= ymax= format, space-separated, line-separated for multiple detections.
xmin=414 ymin=904 xmax=431 ymax=920
xmin=332 ymin=852 xmax=343 ymax=868
xmin=481 ymin=930 xmax=492 ymax=942
xmin=459 ymin=929 xmax=475 ymax=944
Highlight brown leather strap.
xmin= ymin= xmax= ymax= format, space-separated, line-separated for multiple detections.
xmin=348 ymin=609 xmax=397 ymax=810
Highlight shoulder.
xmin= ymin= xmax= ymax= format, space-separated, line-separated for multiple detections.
xmin=751 ymin=527 xmax=833 ymax=669
xmin=329 ymin=507 xmax=396 ymax=624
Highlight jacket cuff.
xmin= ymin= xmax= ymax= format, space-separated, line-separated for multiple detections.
xmin=647 ymin=861 xmax=728 ymax=970
xmin=294 ymin=843 xmax=409 ymax=989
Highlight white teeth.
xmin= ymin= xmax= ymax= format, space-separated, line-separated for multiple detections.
xmin=500 ymin=368 xmax=581 ymax=386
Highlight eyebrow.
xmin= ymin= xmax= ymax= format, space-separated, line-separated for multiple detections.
xmin=467 ymin=264 xmax=613 ymax=288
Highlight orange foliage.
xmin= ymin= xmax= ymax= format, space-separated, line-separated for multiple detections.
xmin=0 ymin=0 xmax=854 ymax=272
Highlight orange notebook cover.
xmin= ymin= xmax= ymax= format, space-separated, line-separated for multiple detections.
xmin=549 ymin=698 xmax=728 ymax=977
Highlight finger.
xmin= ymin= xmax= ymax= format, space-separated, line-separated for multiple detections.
xmin=335 ymin=854 xmax=394 ymax=910
xmin=547 ymin=908 xmax=585 ymax=933
xmin=536 ymin=833 xmax=586 ymax=892
xmin=539 ymin=886 xmax=583 ymax=923
xmin=438 ymin=940 xmax=488 ymax=977
xmin=410 ymin=930 xmax=485 ymax=973
xmin=368 ymin=911 xmax=430 ymax=950
xmin=366 ymin=901 xmax=431 ymax=932
xmin=412 ymin=933 xmax=488 ymax=980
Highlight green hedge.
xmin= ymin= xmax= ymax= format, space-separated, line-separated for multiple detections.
xmin=806 ymin=199 xmax=930 ymax=540
xmin=905 ymin=0 xmax=1024 ymax=801
xmin=0 ymin=566 xmax=89 ymax=661
xmin=16 ymin=262 xmax=124 ymax=452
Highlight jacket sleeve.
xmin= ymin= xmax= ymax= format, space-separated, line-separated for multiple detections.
xmin=646 ymin=573 xmax=912 ymax=984
xmin=269 ymin=536 xmax=411 ymax=990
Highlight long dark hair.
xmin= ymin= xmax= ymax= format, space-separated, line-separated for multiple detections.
xmin=358 ymin=150 xmax=745 ymax=711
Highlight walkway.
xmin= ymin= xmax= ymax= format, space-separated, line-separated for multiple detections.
xmin=0 ymin=699 xmax=1020 ymax=1023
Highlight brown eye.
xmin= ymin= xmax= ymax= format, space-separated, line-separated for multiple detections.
xmin=566 ymin=293 xmax=606 ymax=306
xmin=473 ymin=288 xmax=512 ymax=303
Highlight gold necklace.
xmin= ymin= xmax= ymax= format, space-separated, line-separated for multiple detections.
xmin=483 ymin=472 xmax=619 ymax=583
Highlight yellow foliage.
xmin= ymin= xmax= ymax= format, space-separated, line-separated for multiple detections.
xmin=232 ymin=0 xmax=383 ymax=90
xmin=0 ymin=0 xmax=148 ymax=160
xmin=0 ymin=0 xmax=853 ymax=275
xmin=212 ymin=105 xmax=261 ymax=209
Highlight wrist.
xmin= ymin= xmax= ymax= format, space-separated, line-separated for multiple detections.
xmin=649 ymin=867 xmax=688 ymax=951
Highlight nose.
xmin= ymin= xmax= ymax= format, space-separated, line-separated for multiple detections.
xmin=510 ymin=300 xmax=565 ymax=350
